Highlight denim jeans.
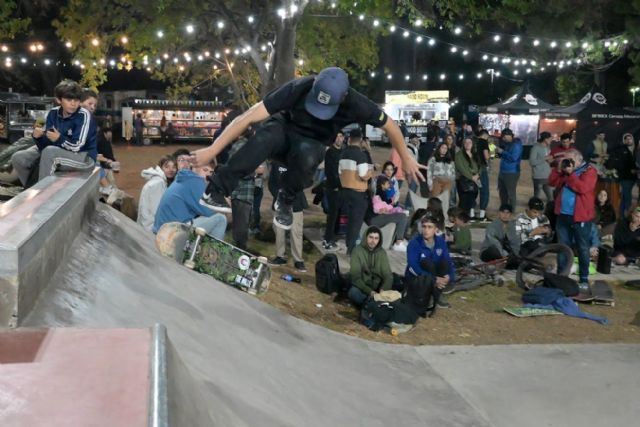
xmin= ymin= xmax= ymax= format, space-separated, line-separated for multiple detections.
xmin=620 ymin=179 xmax=635 ymax=215
xmin=479 ymin=168 xmax=489 ymax=210
xmin=556 ymin=215 xmax=592 ymax=283
xmin=192 ymin=214 xmax=228 ymax=240
xmin=348 ymin=285 xmax=369 ymax=306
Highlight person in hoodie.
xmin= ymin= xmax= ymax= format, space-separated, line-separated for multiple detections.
xmin=137 ymin=155 xmax=177 ymax=232
xmin=347 ymin=226 xmax=393 ymax=306
xmin=152 ymin=161 xmax=227 ymax=240
xmin=11 ymin=79 xmax=96 ymax=187
xmin=495 ymin=128 xmax=522 ymax=208
xmin=405 ymin=212 xmax=456 ymax=308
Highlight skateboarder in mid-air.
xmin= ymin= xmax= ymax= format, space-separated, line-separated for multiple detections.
xmin=190 ymin=67 xmax=426 ymax=229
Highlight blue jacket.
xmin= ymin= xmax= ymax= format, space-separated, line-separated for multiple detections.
xmin=499 ymin=138 xmax=523 ymax=174
xmin=153 ymin=170 xmax=214 ymax=233
xmin=405 ymin=234 xmax=456 ymax=282
xmin=36 ymin=106 xmax=97 ymax=160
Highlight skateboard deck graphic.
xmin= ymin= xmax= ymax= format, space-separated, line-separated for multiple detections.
xmin=592 ymin=280 xmax=614 ymax=306
xmin=156 ymin=222 xmax=270 ymax=295
xmin=503 ymin=307 xmax=564 ymax=317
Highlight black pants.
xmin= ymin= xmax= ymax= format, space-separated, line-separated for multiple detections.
xmin=231 ymin=199 xmax=252 ymax=250
xmin=420 ymin=258 xmax=450 ymax=278
xmin=341 ymin=189 xmax=368 ymax=254
xmin=456 ymin=179 xmax=478 ymax=213
xmin=323 ymin=187 xmax=341 ymax=242
xmin=520 ymin=240 xmax=543 ymax=257
xmin=209 ymin=118 xmax=326 ymax=201
xmin=481 ymin=245 xmax=519 ymax=269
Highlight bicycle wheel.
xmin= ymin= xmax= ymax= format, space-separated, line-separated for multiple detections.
xmin=515 ymin=243 xmax=574 ymax=290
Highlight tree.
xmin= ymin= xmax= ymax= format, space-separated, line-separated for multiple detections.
xmin=54 ymin=0 xmax=393 ymax=104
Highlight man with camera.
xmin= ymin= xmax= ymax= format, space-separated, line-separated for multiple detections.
xmin=548 ymin=149 xmax=597 ymax=291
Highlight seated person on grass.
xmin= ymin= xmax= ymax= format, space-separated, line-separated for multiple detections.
xmin=446 ymin=207 xmax=472 ymax=255
xmin=405 ymin=212 xmax=456 ymax=309
xmin=480 ymin=203 xmax=520 ymax=267
xmin=153 ymin=161 xmax=227 ymax=240
xmin=612 ymin=206 xmax=640 ymax=265
xmin=514 ymin=197 xmax=552 ymax=256
xmin=347 ymin=226 xmax=393 ymax=306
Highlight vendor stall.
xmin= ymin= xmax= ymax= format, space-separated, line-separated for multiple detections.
xmin=383 ymin=90 xmax=450 ymax=140
xmin=0 ymin=96 xmax=55 ymax=143
xmin=122 ymin=99 xmax=226 ymax=144
xmin=480 ymin=82 xmax=553 ymax=146
xmin=540 ymin=86 xmax=640 ymax=151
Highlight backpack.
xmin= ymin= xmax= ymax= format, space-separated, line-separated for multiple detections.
xmin=542 ymin=272 xmax=579 ymax=297
xmin=402 ymin=275 xmax=438 ymax=318
xmin=315 ymin=254 xmax=342 ymax=294
xmin=360 ymin=298 xmax=418 ymax=332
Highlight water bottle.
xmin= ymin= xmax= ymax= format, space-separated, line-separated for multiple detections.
xmin=281 ymin=274 xmax=302 ymax=283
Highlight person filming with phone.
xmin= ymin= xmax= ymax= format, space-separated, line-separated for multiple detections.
xmin=548 ymin=148 xmax=597 ymax=293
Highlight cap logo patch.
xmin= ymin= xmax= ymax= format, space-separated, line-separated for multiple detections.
xmin=317 ymin=91 xmax=331 ymax=105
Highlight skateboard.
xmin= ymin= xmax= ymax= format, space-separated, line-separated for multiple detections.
xmin=591 ymin=280 xmax=614 ymax=306
xmin=155 ymin=222 xmax=270 ymax=295
xmin=503 ymin=307 xmax=564 ymax=317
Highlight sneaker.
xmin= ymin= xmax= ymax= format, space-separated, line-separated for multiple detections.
xmin=392 ymin=241 xmax=408 ymax=252
xmin=578 ymin=282 xmax=591 ymax=293
xmin=273 ymin=190 xmax=293 ymax=230
xmin=437 ymin=296 xmax=451 ymax=309
xmin=294 ymin=261 xmax=307 ymax=272
xmin=322 ymin=240 xmax=338 ymax=251
xmin=268 ymin=256 xmax=287 ymax=266
xmin=248 ymin=227 xmax=261 ymax=236
xmin=200 ymin=188 xmax=231 ymax=213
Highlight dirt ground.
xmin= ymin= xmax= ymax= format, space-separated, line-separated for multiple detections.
xmin=98 ymin=142 xmax=640 ymax=345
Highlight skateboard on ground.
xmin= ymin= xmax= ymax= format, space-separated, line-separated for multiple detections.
xmin=591 ymin=280 xmax=614 ymax=306
xmin=155 ymin=222 xmax=270 ymax=295
xmin=503 ymin=307 xmax=564 ymax=317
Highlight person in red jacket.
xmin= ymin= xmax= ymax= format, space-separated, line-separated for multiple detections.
xmin=548 ymin=148 xmax=597 ymax=290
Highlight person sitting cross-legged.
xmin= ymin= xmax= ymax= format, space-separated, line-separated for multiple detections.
xmin=480 ymin=203 xmax=520 ymax=268
xmin=347 ymin=226 xmax=394 ymax=306
xmin=612 ymin=206 xmax=640 ymax=265
xmin=152 ymin=161 xmax=227 ymax=240
xmin=405 ymin=212 xmax=456 ymax=309
xmin=514 ymin=197 xmax=552 ymax=257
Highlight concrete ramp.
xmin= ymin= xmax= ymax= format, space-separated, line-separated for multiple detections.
xmin=18 ymin=204 xmax=640 ymax=427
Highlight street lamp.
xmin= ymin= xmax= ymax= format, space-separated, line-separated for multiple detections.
xmin=631 ymin=87 xmax=640 ymax=108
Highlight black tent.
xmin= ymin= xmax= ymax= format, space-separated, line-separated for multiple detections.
xmin=542 ymin=86 xmax=640 ymax=150
xmin=483 ymin=82 xmax=554 ymax=114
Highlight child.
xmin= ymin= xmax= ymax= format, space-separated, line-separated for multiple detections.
xmin=11 ymin=79 xmax=96 ymax=187
xmin=373 ymin=175 xmax=406 ymax=214
xmin=447 ymin=207 xmax=472 ymax=255
xmin=380 ymin=161 xmax=400 ymax=205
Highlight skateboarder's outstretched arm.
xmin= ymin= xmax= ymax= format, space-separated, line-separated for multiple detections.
xmin=381 ymin=119 xmax=427 ymax=183
xmin=190 ymin=102 xmax=270 ymax=167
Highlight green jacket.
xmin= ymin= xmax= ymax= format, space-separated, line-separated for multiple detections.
xmin=455 ymin=150 xmax=480 ymax=180
xmin=450 ymin=224 xmax=472 ymax=253
xmin=349 ymin=230 xmax=393 ymax=295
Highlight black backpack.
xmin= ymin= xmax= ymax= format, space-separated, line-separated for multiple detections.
xmin=360 ymin=298 xmax=419 ymax=331
xmin=315 ymin=254 xmax=342 ymax=294
xmin=542 ymin=272 xmax=579 ymax=297
xmin=402 ymin=275 xmax=438 ymax=318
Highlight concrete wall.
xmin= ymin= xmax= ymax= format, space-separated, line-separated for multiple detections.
xmin=0 ymin=170 xmax=99 ymax=327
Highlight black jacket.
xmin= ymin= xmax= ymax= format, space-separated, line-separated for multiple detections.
xmin=613 ymin=218 xmax=640 ymax=258
xmin=324 ymin=146 xmax=342 ymax=190
xmin=606 ymin=144 xmax=636 ymax=181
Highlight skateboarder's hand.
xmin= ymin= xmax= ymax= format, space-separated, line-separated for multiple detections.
xmin=403 ymin=156 xmax=427 ymax=183
xmin=189 ymin=147 xmax=215 ymax=168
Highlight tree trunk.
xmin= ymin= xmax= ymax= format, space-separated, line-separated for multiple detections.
xmin=265 ymin=18 xmax=298 ymax=95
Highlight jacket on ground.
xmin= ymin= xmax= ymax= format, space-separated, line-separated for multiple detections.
xmin=153 ymin=169 xmax=214 ymax=233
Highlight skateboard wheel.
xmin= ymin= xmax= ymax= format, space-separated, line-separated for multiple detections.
xmin=390 ymin=328 xmax=398 ymax=337
xmin=184 ymin=259 xmax=196 ymax=269
xmin=194 ymin=227 xmax=207 ymax=237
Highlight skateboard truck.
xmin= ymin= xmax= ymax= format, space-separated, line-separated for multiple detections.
xmin=184 ymin=227 xmax=207 ymax=269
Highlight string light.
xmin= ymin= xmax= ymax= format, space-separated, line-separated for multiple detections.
xmin=454 ymin=27 xmax=462 ymax=35
xmin=186 ymin=24 xmax=194 ymax=33
xmin=157 ymin=30 xmax=164 ymax=38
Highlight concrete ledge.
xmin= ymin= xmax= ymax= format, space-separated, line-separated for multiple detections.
xmin=0 ymin=169 xmax=99 ymax=327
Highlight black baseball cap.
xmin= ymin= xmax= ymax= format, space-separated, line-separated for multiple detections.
xmin=304 ymin=67 xmax=349 ymax=120
xmin=501 ymin=128 xmax=514 ymax=137
xmin=499 ymin=203 xmax=513 ymax=213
